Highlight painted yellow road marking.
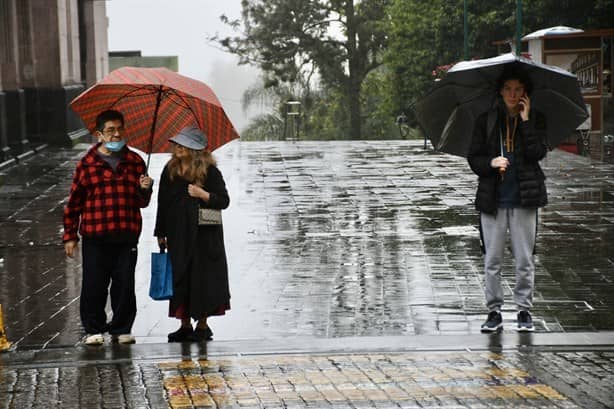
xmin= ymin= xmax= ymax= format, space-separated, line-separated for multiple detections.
xmin=160 ymin=352 xmax=570 ymax=408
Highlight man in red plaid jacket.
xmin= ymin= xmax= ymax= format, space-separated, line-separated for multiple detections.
xmin=63 ymin=110 xmax=153 ymax=346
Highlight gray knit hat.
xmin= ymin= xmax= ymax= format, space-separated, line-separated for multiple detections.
xmin=169 ymin=127 xmax=207 ymax=150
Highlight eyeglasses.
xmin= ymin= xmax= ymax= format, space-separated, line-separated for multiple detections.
xmin=101 ymin=126 xmax=124 ymax=136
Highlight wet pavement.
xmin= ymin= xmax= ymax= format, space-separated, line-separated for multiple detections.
xmin=1 ymin=334 xmax=614 ymax=408
xmin=1 ymin=140 xmax=613 ymax=408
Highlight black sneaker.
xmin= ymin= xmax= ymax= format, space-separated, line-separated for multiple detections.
xmin=189 ymin=327 xmax=213 ymax=342
xmin=168 ymin=326 xmax=193 ymax=342
xmin=481 ymin=311 xmax=503 ymax=333
xmin=517 ymin=311 xmax=535 ymax=332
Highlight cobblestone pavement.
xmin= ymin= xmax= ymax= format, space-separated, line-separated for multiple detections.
xmin=2 ymin=343 xmax=614 ymax=408
xmin=156 ymin=350 xmax=613 ymax=409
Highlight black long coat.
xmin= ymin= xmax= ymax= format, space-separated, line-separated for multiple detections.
xmin=467 ymin=106 xmax=549 ymax=215
xmin=154 ymin=164 xmax=230 ymax=319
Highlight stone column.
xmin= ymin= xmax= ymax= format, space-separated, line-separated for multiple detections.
xmin=79 ymin=0 xmax=109 ymax=87
xmin=25 ymin=0 xmax=85 ymax=146
xmin=0 ymin=70 xmax=6 ymax=163
xmin=71 ymin=0 xmax=108 ymax=145
xmin=0 ymin=2 xmax=6 ymax=161
xmin=0 ymin=0 xmax=28 ymax=159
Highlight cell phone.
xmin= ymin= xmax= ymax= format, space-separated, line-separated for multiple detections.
xmin=519 ymin=93 xmax=526 ymax=111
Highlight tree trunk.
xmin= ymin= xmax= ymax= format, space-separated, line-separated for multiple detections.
xmin=345 ymin=0 xmax=362 ymax=139
xmin=347 ymin=82 xmax=362 ymax=139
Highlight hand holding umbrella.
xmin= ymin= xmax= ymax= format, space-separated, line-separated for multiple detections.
xmin=491 ymin=156 xmax=509 ymax=179
xmin=139 ymin=174 xmax=153 ymax=190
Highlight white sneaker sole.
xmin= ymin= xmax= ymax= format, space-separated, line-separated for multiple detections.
xmin=84 ymin=334 xmax=104 ymax=345
xmin=112 ymin=335 xmax=136 ymax=344
xmin=480 ymin=323 xmax=503 ymax=333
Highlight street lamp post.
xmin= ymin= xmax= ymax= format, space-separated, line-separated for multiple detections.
xmin=283 ymin=101 xmax=301 ymax=141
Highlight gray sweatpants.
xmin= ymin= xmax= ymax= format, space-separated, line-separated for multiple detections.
xmin=481 ymin=208 xmax=537 ymax=312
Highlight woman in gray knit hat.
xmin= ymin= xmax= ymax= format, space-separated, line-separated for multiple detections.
xmin=154 ymin=127 xmax=231 ymax=342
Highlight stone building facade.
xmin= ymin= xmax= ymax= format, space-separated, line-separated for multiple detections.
xmin=0 ymin=0 xmax=108 ymax=163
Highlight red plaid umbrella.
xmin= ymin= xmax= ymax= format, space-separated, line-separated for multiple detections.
xmin=70 ymin=66 xmax=240 ymax=167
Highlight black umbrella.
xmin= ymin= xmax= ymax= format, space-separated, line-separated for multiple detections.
xmin=415 ymin=53 xmax=589 ymax=157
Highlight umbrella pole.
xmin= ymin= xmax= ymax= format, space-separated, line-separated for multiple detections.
xmin=146 ymin=86 xmax=163 ymax=172
xmin=499 ymin=128 xmax=506 ymax=180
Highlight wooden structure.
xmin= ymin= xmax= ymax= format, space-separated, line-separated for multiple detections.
xmin=521 ymin=27 xmax=614 ymax=159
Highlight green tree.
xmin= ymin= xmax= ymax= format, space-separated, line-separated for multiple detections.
xmin=213 ymin=0 xmax=390 ymax=139
xmin=384 ymin=0 xmax=614 ymax=122
xmin=240 ymin=72 xmax=316 ymax=140
xmin=240 ymin=114 xmax=285 ymax=141
xmin=384 ymin=0 xmax=464 ymax=121
xmin=524 ymin=0 xmax=614 ymax=30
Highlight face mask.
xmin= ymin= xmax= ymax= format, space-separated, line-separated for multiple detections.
xmin=104 ymin=140 xmax=126 ymax=152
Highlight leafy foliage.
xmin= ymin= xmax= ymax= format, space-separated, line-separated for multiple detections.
xmin=215 ymin=0 xmax=614 ymax=140
xmin=240 ymin=113 xmax=285 ymax=141
xmin=214 ymin=0 xmax=391 ymax=139
xmin=384 ymin=0 xmax=614 ymax=124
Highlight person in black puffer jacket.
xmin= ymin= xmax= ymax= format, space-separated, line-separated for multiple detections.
xmin=468 ymin=66 xmax=548 ymax=334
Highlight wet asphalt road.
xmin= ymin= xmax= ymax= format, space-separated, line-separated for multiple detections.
xmin=0 ymin=141 xmax=613 ymax=348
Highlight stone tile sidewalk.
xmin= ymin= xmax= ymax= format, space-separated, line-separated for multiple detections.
xmin=1 ymin=140 xmax=613 ymax=408
xmin=0 ymin=140 xmax=613 ymax=348
xmin=2 ymin=338 xmax=614 ymax=408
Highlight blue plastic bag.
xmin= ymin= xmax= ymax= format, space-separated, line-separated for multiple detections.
xmin=150 ymin=250 xmax=173 ymax=300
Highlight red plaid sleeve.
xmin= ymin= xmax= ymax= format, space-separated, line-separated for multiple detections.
xmin=62 ymin=161 xmax=86 ymax=242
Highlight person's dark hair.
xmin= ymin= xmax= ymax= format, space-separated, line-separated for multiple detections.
xmin=497 ymin=64 xmax=533 ymax=95
xmin=95 ymin=110 xmax=124 ymax=131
